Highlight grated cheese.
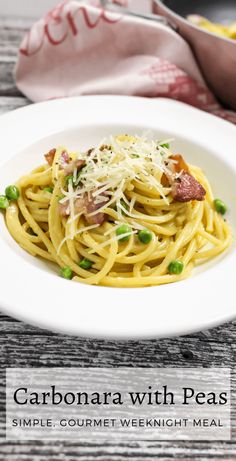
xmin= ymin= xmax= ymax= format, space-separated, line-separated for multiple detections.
xmin=58 ymin=134 xmax=176 ymax=225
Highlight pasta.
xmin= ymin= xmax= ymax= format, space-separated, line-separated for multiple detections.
xmin=4 ymin=134 xmax=231 ymax=287
xmin=188 ymin=15 xmax=236 ymax=40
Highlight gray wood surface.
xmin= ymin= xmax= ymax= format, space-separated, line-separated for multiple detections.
xmin=0 ymin=15 xmax=236 ymax=460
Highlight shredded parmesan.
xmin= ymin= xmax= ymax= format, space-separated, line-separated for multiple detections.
xmin=58 ymin=134 xmax=176 ymax=230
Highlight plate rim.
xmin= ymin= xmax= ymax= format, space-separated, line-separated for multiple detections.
xmin=0 ymin=95 xmax=236 ymax=339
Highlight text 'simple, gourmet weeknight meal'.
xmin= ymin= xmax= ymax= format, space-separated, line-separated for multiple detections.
xmin=0 ymin=134 xmax=231 ymax=287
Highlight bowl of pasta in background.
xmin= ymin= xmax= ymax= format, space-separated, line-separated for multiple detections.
xmin=152 ymin=0 xmax=236 ymax=110
xmin=0 ymin=95 xmax=236 ymax=338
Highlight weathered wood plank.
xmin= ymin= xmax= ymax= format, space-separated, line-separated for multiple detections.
xmin=0 ymin=95 xmax=30 ymax=115
xmin=0 ymin=20 xmax=30 ymax=97
xmin=0 ymin=62 xmax=22 ymax=96
xmin=0 ymin=316 xmax=236 ymax=343
xmin=0 ymin=26 xmax=26 ymax=59
xmin=0 ymin=96 xmax=30 ymax=114
xmin=0 ymin=336 xmax=232 ymax=368
xmin=0 ymin=441 xmax=236 ymax=460
xmin=0 ymin=19 xmax=34 ymax=63
xmin=0 ymin=324 xmax=233 ymax=367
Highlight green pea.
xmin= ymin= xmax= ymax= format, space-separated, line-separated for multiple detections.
xmin=160 ymin=142 xmax=170 ymax=149
xmin=214 ymin=198 xmax=227 ymax=215
xmin=60 ymin=267 xmax=73 ymax=280
xmin=168 ymin=260 xmax=184 ymax=275
xmin=5 ymin=185 xmax=20 ymax=201
xmin=116 ymin=224 xmax=132 ymax=242
xmin=44 ymin=187 xmax=53 ymax=194
xmin=138 ymin=229 xmax=153 ymax=244
xmin=79 ymin=258 xmax=93 ymax=270
xmin=0 ymin=195 xmax=9 ymax=209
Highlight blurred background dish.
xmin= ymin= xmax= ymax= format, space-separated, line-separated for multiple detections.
xmin=187 ymin=15 xmax=236 ymax=40
xmin=153 ymin=0 xmax=236 ymax=110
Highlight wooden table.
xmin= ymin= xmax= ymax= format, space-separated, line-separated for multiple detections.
xmin=0 ymin=15 xmax=235 ymax=461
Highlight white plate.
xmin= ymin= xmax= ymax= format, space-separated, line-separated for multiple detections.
xmin=0 ymin=96 xmax=236 ymax=338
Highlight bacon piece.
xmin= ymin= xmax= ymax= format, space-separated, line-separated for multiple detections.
xmin=44 ymin=148 xmax=56 ymax=166
xmin=85 ymin=194 xmax=107 ymax=225
xmin=59 ymin=185 xmax=107 ymax=225
xmin=161 ymin=154 xmax=206 ymax=202
xmin=161 ymin=154 xmax=189 ymax=187
xmin=77 ymin=159 xmax=86 ymax=170
xmin=64 ymin=159 xmax=86 ymax=175
xmin=170 ymin=154 xmax=189 ymax=173
xmin=74 ymin=197 xmax=85 ymax=214
xmin=161 ymin=173 xmax=170 ymax=187
xmin=172 ymin=171 xmax=206 ymax=202
xmin=74 ymin=193 xmax=107 ymax=225
xmin=58 ymin=200 xmax=70 ymax=217
xmin=59 ymin=196 xmax=87 ymax=217
xmin=44 ymin=148 xmax=70 ymax=167
xmin=61 ymin=150 xmax=70 ymax=164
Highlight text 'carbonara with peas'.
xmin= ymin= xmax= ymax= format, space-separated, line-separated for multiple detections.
xmin=1 ymin=134 xmax=231 ymax=287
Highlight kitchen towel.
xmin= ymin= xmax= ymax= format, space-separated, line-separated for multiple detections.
xmin=15 ymin=0 xmax=236 ymax=123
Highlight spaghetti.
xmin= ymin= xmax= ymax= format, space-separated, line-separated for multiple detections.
xmin=4 ymin=134 xmax=231 ymax=287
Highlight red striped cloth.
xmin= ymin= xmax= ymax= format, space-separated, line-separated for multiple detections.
xmin=15 ymin=0 xmax=236 ymax=124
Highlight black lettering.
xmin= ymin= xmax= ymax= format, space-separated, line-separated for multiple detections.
xmin=147 ymin=386 xmax=153 ymax=405
xmin=52 ymin=385 xmax=62 ymax=405
xmin=64 ymin=393 xmax=75 ymax=405
xmin=113 ymin=392 xmax=123 ymax=405
xmin=219 ymin=392 xmax=228 ymax=404
xmin=163 ymin=385 xmax=175 ymax=405
xmin=14 ymin=388 xmax=27 ymax=405
xmin=23 ymin=419 xmax=31 ymax=426
xmin=29 ymin=393 xmax=40 ymax=405
xmin=206 ymin=392 xmax=216 ymax=405
xmin=153 ymin=390 xmax=162 ymax=404
xmin=94 ymin=419 xmax=102 ymax=427
xmin=120 ymin=418 xmax=130 ymax=427
xmin=90 ymin=393 xmax=100 ymax=405
xmin=183 ymin=387 xmax=194 ymax=404
xmin=129 ymin=392 xmax=146 ymax=405
xmin=103 ymin=392 xmax=111 ymax=405
xmin=68 ymin=419 xmax=76 ymax=427
xmin=77 ymin=392 xmax=89 ymax=405
xmin=42 ymin=392 xmax=50 ymax=405
xmin=195 ymin=392 xmax=206 ymax=405
xmin=193 ymin=419 xmax=201 ymax=426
